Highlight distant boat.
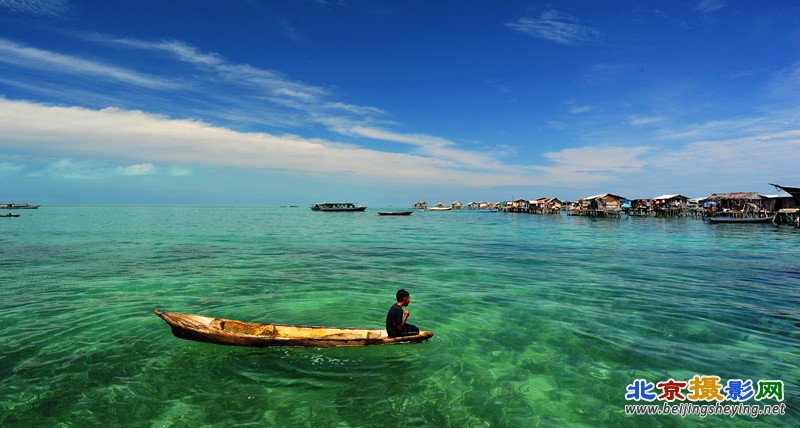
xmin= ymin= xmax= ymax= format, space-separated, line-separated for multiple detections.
xmin=0 ymin=203 xmax=39 ymax=209
xmin=477 ymin=209 xmax=498 ymax=213
xmin=378 ymin=211 xmax=413 ymax=216
xmin=1 ymin=213 xmax=20 ymax=217
xmin=429 ymin=206 xmax=452 ymax=211
xmin=154 ymin=310 xmax=433 ymax=348
xmin=311 ymin=202 xmax=367 ymax=212
xmin=706 ymin=216 xmax=774 ymax=224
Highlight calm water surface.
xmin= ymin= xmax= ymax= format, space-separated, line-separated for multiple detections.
xmin=1 ymin=206 xmax=798 ymax=426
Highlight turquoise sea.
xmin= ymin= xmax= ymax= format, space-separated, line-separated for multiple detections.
xmin=1 ymin=206 xmax=797 ymax=427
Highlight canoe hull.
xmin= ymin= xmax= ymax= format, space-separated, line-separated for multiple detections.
xmin=706 ymin=216 xmax=774 ymax=223
xmin=154 ymin=310 xmax=433 ymax=347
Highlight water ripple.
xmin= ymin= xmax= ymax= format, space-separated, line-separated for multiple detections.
xmin=1 ymin=207 xmax=798 ymax=426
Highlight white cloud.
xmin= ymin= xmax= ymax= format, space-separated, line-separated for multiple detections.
xmin=539 ymin=146 xmax=650 ymax=183
xmin=102 ymin=38 xmax=329 ymax=104
xmin=0 ymin=161 xmax=26 ymax=176
xmin=570 ymin=105 xmax=592 ymax=114
xmin=345 ymin=126 xmax=507 ymax=171
xmin=116 ymin=163 xmax=155 ymax=176
xmin=0 ymin=39 xmax=183 ymax=90
xmin=30 ymin=158 xmax=106 ymax=180
xmin=5 ymin=94 xmax=795 ymax=197
xmin=505 ymin=9 xmax=603 ymax=46
xmin=169 ymin=167 xmax=192 ymax=177
xmin=82 ymin=35 xmax=390 ymax=134
xmin=4 ymin=98 xmax=668 ymax=190
xmin=26 ymin=159 xmax=171 ymax=180
xmin=629 ymin=116 xmax=665 ymax=126
xmin=655 ymin=130 xmax=800 ymax=168
xmin=0 ymin=98 xmax=525 ymax=186
xmin=645 ymin=130 xmax=800 ymax=192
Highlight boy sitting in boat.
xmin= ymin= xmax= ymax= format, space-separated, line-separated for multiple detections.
xmin=386 ymin=289 xmax=420 ymax=338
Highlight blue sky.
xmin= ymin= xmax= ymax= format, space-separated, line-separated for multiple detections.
xmin=1 ymin=0 xmax=799 ymax=205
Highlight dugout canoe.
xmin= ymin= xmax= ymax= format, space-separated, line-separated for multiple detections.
xmin=378 ymin=211 xmax=413 ymax=216
xmin=154 ymin=310 xmax=433 ymax=347
xmin=706 ymin=216 xmax=774 ymax=224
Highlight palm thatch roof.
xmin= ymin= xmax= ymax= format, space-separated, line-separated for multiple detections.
xmin=705 ymin=192 xmax=763 ymax=201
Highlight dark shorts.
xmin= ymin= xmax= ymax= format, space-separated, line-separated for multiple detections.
xmin=387 ymin=323 xmax=419 ymax=338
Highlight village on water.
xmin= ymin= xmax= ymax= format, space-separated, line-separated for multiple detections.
xmin=405 ymin=183 xmax=800 ymax=227
xmin=5 ymin=183 xmax=800 ymax=227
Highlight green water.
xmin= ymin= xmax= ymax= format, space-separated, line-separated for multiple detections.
xmin=1 ymin=206 xmax=797 ymax=426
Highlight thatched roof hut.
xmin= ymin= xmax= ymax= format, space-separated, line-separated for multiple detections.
xmin=705 ymin=192 xmax=763 ymax=201
xmin=704 ymin=192 xmax=766 ymax=212
xmin=653 ymin=194 xmax=689 ymax=203
xmin=579 ymin=193 xmax=626 ymax=208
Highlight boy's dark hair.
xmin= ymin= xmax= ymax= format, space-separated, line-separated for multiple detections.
xmin=396 ymin=289 xmax=410 ymax=302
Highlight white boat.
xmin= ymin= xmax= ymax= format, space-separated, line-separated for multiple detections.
xmin=429 ymin=204 xmax=452 ymax=211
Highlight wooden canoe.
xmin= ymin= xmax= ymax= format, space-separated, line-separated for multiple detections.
xmin=154 ymin=310 xmax=433 ymax=347
xmin=706 ymin=216 xmax=774 ymax=223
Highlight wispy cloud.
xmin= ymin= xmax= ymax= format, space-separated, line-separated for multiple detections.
xmin=27 ymin=158 xmax=187 ymax=180
xmin=570 ymin=105 xmax=592 ymax=114
xmin=345 ymin=126 xmax=506 ymax=171
xmin=538 ymin=146 xmax=651 ymax=185
xmin=629 ymin=116 xmax=665 ymax=126
xmin=766 ymin=62 xmax=800 ymax=99
xmin=80 ymin=35 xmax=393 ymax=133
xmin=585 ymin=63 xmax=636 ymax=84
xmin=0 ymin=161 xmax=26 ymax=176
xmin=0 ymin=0 xmax=70 ymax=17
xmin=116 ymin=163 xmax=155 ymax=176
xmin=2 ymin=98 xmax=668 ymax=190
xmin=505 ymin=9 xmax=603 ymax=46
xmin=647 ymin=130 xmax=800 ymax=191
xmin=5 ymin=97 xmax=795 ymax=196
xmin=0 ymin=35 xmax=527 ymax=186
xmin=694 ymin=0 xmax=726 ymax=14
xmin=0 ymin=39 xmax=183 ymax=90
xmin=98 ymin=37 xmax=333 ymax=106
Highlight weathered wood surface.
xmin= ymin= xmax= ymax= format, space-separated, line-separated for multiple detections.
xmin=154 ymin=310 xmax=433 ymax=347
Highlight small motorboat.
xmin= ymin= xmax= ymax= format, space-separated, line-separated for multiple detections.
xmin=310 ymin=202 xmax=367 ymax=212
xmin=378 ymin=211 xmax=413 ymax=216
xmin=1 ymin=213 xmax=20 ymax=217
xmin=154 ymin=310 xmax=433 ymax=347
